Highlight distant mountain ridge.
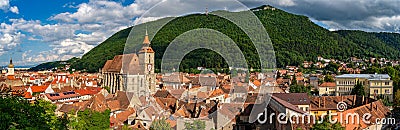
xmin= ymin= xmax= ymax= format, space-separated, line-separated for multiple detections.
xmin=30 ymin=5 xmax=400 ymax=72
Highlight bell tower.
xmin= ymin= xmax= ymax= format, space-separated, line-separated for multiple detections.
xmin=138 ymin=29 xmax=156 ymax=93
xmin=7 ymin=57 xmax=14 ymax=75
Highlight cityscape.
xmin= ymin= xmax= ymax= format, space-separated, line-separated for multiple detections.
xmin=1 ymin=0 xmax=400 ymax=130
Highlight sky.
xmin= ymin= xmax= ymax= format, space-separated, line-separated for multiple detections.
xmin=0 ymin=0 xmax=399 ymax=67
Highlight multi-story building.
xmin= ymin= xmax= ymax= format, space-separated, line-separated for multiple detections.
xmin=336 ymin=74 xmax=393 ymax=101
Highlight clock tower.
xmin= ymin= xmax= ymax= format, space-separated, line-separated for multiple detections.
xmin=138 ymin=29 xmax=156 ymax=93
xmin=7 ymin=57 xmax=14 ymax=76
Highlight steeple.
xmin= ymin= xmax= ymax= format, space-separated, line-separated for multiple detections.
xmin=143 ymin=28 xmax=150 ymax=44
xmin=8 ymin=57 xmax=14 ymax=68
xmin=139 ymin=29 xmax=154 ymax=53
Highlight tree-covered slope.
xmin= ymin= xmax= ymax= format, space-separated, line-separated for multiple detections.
xmin=34 ymin=5 xmax=400 ymax=72
xmin=336 ymin=30 xmax=400 ymax=58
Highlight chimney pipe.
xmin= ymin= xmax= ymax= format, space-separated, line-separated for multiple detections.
xmin=362 ymin=95 xmax=365 ymax=104
xmin=370 ymin=101 xmax=372 ymax=111
xmin=318 ymin=97 xmax=321 ymax=108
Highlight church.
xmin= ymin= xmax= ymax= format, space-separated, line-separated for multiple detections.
xmin=101 ymin=30 xmax=156 ymax=97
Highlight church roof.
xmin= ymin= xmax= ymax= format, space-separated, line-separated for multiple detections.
xmin=102 ymin=53 xmax=143 ymax=74
xmin=102 ymin=31 xmax=152 ymax=73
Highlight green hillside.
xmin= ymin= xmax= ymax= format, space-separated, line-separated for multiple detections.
xmin=33 ymin=5 xmax=400 ymax=72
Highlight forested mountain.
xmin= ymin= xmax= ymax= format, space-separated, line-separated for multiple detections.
xmin=32 ymin=5 xmax=400 ymax=72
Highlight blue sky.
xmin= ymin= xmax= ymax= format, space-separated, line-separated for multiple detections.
xmin=0 ymin=0 xmax=399 ymax=67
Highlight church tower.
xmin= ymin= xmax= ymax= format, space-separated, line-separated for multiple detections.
xmin=138 ymin=29 xmax=156 ymax=94
xmin=7 ymin=57 xmax=14 ymax=75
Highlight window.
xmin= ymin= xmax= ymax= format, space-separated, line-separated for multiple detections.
xmin=385 ymin=89 xmax=390 ymax=94
xmin=385 ymin=82 xmax=389 ymax=85
xmin=143 ymin=123 xmax=146 ymax=126
xmin=374 ymin=89 xmax=379 ymax=94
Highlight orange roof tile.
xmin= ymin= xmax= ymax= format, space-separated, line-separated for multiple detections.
xmin=319 ymin=82 xmax=336 ymax=87
xmin=31 ymin=85 xmax=47 ymax=93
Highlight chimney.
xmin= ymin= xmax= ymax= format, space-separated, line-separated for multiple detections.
xmin=318 ymin=97 xmax=321 ymax=108
xmin=175 ymin=99 xmax=179 ymax=112
xmin=369 ymin=102 xmax=372 ymax=111
xmin=362 ymin=95 xmax=365 ymax=104
xmin=352 ymin=95 xmax=356 ymax=106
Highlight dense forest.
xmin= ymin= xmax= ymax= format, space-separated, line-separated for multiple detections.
xmin=31 ymin=5 xmax=400 ymax=72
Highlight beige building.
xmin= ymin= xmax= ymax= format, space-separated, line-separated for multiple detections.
xmin=318 ymin=82 xmax=336 ymax=96
xmin=336 ymin=74 xmax=393 ymax=101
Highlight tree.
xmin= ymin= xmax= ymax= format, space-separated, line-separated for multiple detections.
xmin=324 ymin=74 xmax=335 ymax=82
xmin=68 ymin=109 xmax=110 ymax=130
xmin=0 ymin=97 xmax=67 ymax=129
xmin=289 ymin=84 xmax=312 ymax=95
xmin=311 ymin=117 xmax=344 ymax=130
xmin=36 ymin=99 xmax=68 ymax=130
xmin=150 ymin=118 xmax=172 ymax=130
xmin=184 ymin=120 xmax=206 ymax=130
xmin=351 ymin=81 xmax=365 ymax=96
xmin=395 ymin=90 xmax=400 ymax=106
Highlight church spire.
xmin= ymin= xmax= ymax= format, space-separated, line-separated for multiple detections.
xmin=139 ymin=29 xmax=154 ymax=53
xmin=143 ymin=28 xmax=150 ymax=44
xmin=8 ymin=57 xmax=14 ymax=68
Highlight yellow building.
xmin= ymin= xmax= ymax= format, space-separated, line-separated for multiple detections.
xmin=336 ymin=74 xmax=393 ymax=102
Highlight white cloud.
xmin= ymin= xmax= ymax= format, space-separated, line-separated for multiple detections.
xmin=9 ymin=6 xmax=18 ymax=14
xmin=0 ymin=0 xmax=19 ymax=14
xmin=0 ymin=32 xmax=23 ymax=55
xmin=0 ymin=0 xmax=10 ymax=11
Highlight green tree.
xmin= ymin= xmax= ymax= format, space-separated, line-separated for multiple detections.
xmin=36 ymin=99 xmax=68 ymax=130
xmin=395 ymin=90 xmax=400 ymax=106
xmin=150 ymin=118 xmax=172 ymax=130
xmin=184 ymin=120 xmax=206 ymax=130
xmin=68 ymin=109 xmax=110 ymax=130
xmin=324 ymin=74 xmax=335 ymax=82
xmin=351 ymin=81 xmax=365 ymax=96
xmin=289 ymin=84 xmax=312 ymax=95
xmin=311 ymin=117 xmax=344 ymax=130
xmin=0 ymin=97 xmax=67 ymax=129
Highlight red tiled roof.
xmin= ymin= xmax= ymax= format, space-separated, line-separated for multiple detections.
xmin=319 ymin=82 xmax=336 ymax=87
xmin=75 ymin=87 xmax=102 ymax=95
xmin=31 ymin=85 xmax=47 ymax=93
xmin=253 ymin=80 xmax=261 ymax=87
xmin=209 ymin=89 xmax=225 ymax=98
xmin=24 ymin=92 xmax=32 ymax=99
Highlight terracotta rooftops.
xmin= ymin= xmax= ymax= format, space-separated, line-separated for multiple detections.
xmin=319 ymin=82 xmax=336 ymax=88
xmin=272 ymin=93 xmax=310 ymax=105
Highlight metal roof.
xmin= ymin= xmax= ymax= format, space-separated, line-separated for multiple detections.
xmin=336 ymin=74 xmax=390 ymax=79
